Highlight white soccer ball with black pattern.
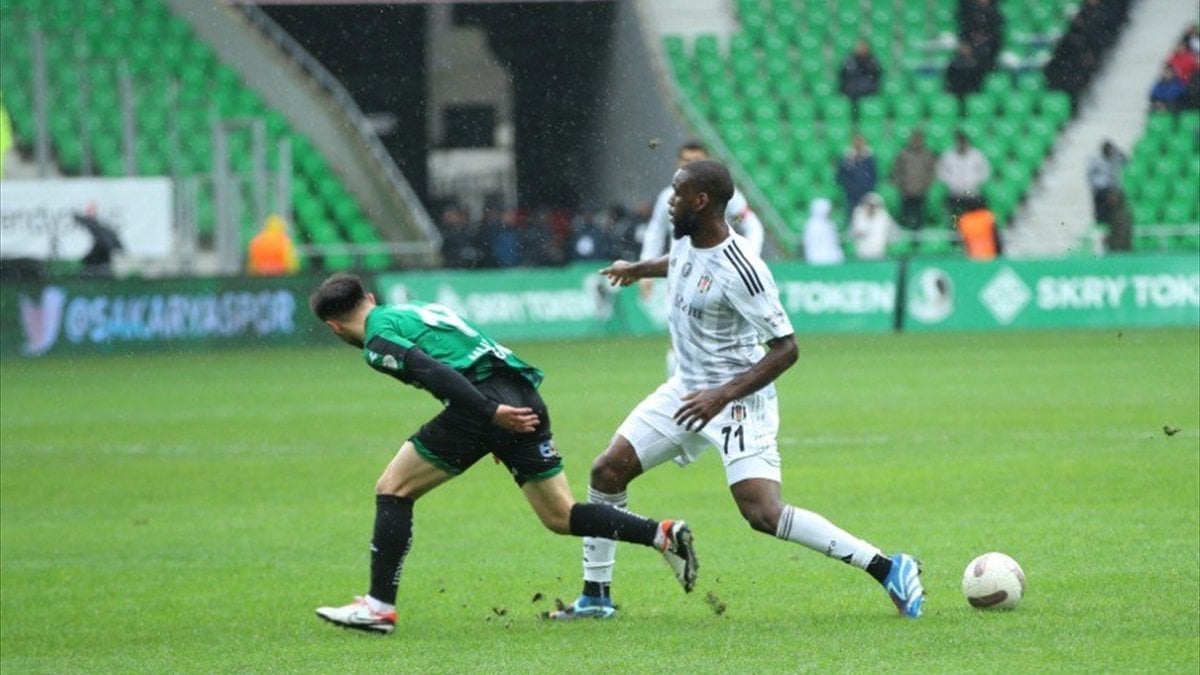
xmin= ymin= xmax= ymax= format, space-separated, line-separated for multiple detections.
xmin=962 ymin=552 xmax=1026 ymax=610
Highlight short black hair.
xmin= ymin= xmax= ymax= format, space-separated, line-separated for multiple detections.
xmin=679 ymin=159 xmax=734 ymax=209
xmin=309 ymin=272 xmax=367 ymax=321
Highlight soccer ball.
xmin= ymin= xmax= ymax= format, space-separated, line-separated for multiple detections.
xmin=961 ymin=552 xmax=1026 ymax=610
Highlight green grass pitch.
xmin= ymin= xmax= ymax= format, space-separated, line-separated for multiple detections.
xmin=2 ymin=328 xmax=1197 ymax=673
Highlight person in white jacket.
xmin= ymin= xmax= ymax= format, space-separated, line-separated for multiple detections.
xmin=849 ymin=192 xmax=897 ymax=260
xmin=802 ymin=198 xmax=845 ymax=265
xmin=936 ymin=130 xmax=991 ymax=221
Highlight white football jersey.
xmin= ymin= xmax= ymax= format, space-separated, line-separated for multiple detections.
xmin=666 ymin=232 xmax=794 ymax=391
xmin=640 ymin=185 xmax=764 ymax=261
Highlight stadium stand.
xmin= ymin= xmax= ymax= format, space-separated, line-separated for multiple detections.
xmin=1124 ymin=111 xmax=1200 ymax=252
xmin=0 ymin=0 xmax=392 ymax=271
xmin=661 ymin=0 xmax=1083 ymax=256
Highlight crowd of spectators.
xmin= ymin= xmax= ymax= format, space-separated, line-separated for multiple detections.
xmin=1150 ymin=25 xmax=1200 ymax=112
xmin=438 ymin=202 xmax=646 ymax=270
xmin=1045 ymin=0 xmax=1132 ymax=108
xmin=435 ymin=3 xmax=1188 ymax=269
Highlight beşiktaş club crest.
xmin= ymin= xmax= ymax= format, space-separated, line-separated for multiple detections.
xmin=696 ymin=274 xmax=713 ymax=294
xmin=731 ymin=404 xmax=746 ymax=421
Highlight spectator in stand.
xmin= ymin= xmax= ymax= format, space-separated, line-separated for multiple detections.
xmin=1103 ymin=189 xmax=1133 ymax=252
xmin=0 ymin=95 xmax=12 ymax=179
xmin=836 ymin=133 xmax=877 ymax=224
xmin=959 ymin=0 xmax=1004 ymax=73
xmin=522 ymin=207 xmax=567 ymax=267
xmin=945 ymin=43 xmax=984 ymax=108
xmin=439 ymin=205 xmax=485 ymax=269
xmin=246 ymin=213 xmax=299 ymax=276
xmin=1168 ymin=27 xmax=1200 ymax=109
xmin=890 ymin=128 xmax=939 ymax=231
xmin=839 ymin=39 xmax=883 ymax=114
xmin=605 ymin=204 xmax=642 ymax=261
xmin=1150 ymin=64 xmax=1189 ymax=112
xmin=569 ymin=209 xmax=613 ymax=263
xmin=487 ymin=207 xmax=523 ymax=268
xmin=801 ymin=197 xmax=845 ymax=265
xmin=936 ymin=130 xmax=992 ymax=222
xmin=1046 ymin=13 xmax=1100 ymax=108
xmin=1086 ymin=140 xmax=1128 ymax=226
xmin=1168 ymin=29 xmax=1200 ymax=83
xmin=1045 ymin=0 xmax=1131 ymax=110
xmin=955 ymin=197 xmax=1000 ymax=260
xmin=75 ymin=211 xmax=126 ymax=277
xmin=849 ymin=192 xmax=897 ymax=261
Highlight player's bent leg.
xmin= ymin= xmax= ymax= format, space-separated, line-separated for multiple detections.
xmin=733 ymin=476 xmax=924 ymax=618
xmin=317 ymin=442 xmax=455 ymax=634
xmin=729 ymin=477 xmax=786 ymax=534
xmin=589 ymin=434 xmax=645 ymax=493
xmin=376 ymin=440 xmax=455 ymax=499
xmin=521 ymin=471 xmax=576 ymax=534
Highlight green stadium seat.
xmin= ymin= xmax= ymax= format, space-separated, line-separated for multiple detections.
xmin=926 ymin=93 xmax=960 ymax=121
xmin=1001 ymin=92 xmax=1035 ymax=119
xmin=817 ymin=96 xmax=852 ymax=125
xmin=1015 ymin=71 xmax=1048 ymax=94
xmin=1039 ymin=92 xmax=1072 ymax=127
xmin=1162 ymin=201 xmax=1193 ymax=224
xmin=982 ymin=72 xmax=1013 ymax=97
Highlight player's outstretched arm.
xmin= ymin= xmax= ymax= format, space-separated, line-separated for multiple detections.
xmin=674 ymin=335 xmax=798 ymax=431
xmin=600 ymin=256 xmax=668 ymax=287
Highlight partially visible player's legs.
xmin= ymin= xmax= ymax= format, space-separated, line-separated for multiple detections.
xmin=316 ymin=441 xmax=454 ymax=634
xmin=729 ymin=478 xmax=924 ymax=618
xmin=523 ymin=471 xmax=692 ymax=574
xmin=550 ymin=423 xmax=701 ymax=620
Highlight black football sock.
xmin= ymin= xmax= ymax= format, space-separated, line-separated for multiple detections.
xmin=866 ymin=554 xmax=893 ymax=584
xmin=368 ymin=494 xmax=414 ymax=605
xmin=568 ymin=503 xmax=657 ymax=547
xmin=582 ymin=581 xmax=611 ymax=599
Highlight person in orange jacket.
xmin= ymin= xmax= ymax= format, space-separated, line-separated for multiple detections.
xmin=956 ymin=199 xmax=1000 ymax=260
xmin=247 ymin=214 xmax=300 ymax=275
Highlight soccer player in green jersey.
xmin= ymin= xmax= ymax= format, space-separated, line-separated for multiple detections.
xmin=308 ymin=273 xmax=697 ymax=634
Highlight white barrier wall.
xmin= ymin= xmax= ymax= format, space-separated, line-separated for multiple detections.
xmin=0 ymin=178 xmax=173 ymax=260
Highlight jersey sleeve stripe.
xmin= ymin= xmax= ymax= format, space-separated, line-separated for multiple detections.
xmin=366 ymin=335 xmax=409 ymax=360
xmin=724 ymin=243 xmax=764 ymax=295
xmin=723 ymin=248 xmax=761 ymax=295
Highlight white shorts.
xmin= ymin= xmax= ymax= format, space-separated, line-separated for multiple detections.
xmin=616 ymin=377 xmax=782 ymax=486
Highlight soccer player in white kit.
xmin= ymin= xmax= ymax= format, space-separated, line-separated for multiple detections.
xmin=550 ymin=159 xmax=925 ymax=620
xmin=640 ymin=141 xmax=765 ymax=375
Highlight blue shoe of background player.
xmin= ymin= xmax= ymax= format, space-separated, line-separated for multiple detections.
xmin=546 ymin=594 xmax=617 ymax=620
xmin=883 ymin=553 xmax=925 ymax=618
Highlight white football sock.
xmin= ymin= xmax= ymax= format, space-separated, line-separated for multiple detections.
xmin=364 ymin=595 xmax=395 ymax=613
xmin=775 ymin=504 xmax=881 ymax=570
xmin=582 ymin=486 xmax=627 ymax=584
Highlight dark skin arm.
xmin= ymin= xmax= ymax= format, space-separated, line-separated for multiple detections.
xmin=601 ymin=256 xmax=669 ymax=286
xmin=673 ymin=334 xmax=799 ymax=431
